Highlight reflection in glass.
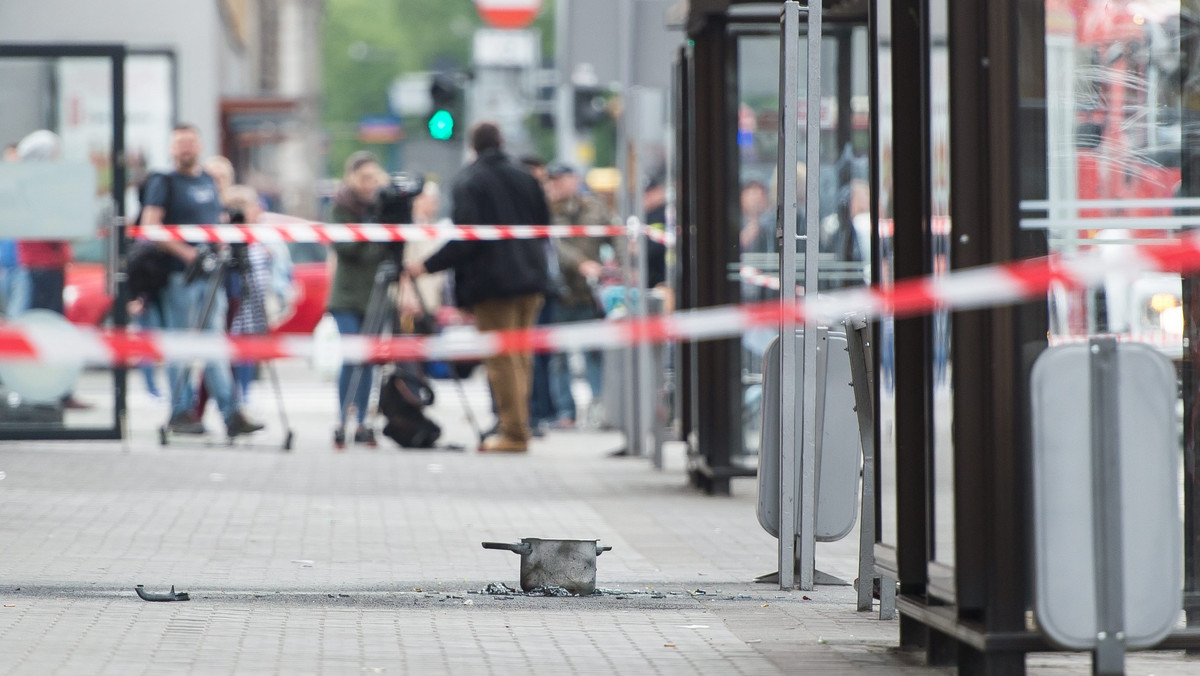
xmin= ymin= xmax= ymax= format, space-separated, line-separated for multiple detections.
xmin=736 ymin=34 xmax=782 ymax=465
xmin=1031 ymin=0 xmax=1190 ymax=625
xmin=930 ymin=0 xmax=955 ymax=567
xmin=0 ymin=56 xmax=117 ymax=430
xmin=875 ymin=0 xmax=898 ymax=546
xmin=1042 ymin=0 xmax=1183 ymax=357
xmin=734 ymin=26 xmax=871 ymax=464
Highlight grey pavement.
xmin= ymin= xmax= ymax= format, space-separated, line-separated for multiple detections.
xmin=0 ymin=360 xmax=1196 ymax=674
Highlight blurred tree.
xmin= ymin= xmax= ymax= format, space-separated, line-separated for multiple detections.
xmin=322 ymin=0 xmax=557 ymax=176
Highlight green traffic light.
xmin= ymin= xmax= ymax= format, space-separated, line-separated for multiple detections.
xmin=428 ymin=109 xmax=455 ymax=140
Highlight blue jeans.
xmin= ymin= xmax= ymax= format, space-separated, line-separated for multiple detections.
xmin=1 ymin=265 xmax=29 ymax=318
xmin=331 ymin=309 xmax=374 ymax=426
xmin=548 ymin=302 xmax=604 ymax=421
xmin=529 ymin=298 xmax=556 ymax=426
xmin=160 ymin=271 xmax=238 ymax=422
xmin=138 ymin=300 xmax=165 ymax=397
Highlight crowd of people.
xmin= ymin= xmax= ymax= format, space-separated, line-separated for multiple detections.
xmin=325 ymin=121 xmax=676 ymax=452
xmin=2 ymin=118 xmax=676 ymax=452
xmin=3 ymin=116 xmax=870 ymax=453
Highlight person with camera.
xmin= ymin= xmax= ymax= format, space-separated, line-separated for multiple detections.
xmin=326 ymin=151 xmax=392 ymax=449
xmin=140 ymin=124 xmax=262 ymax=438
xmin=407 ymin=122 xmax=549 ymax=453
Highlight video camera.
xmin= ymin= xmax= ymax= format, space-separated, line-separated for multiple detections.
xmin=369 ymin=171 xmax=425 ymax=273
xmin=370 ymin=171 xmax=425 ymax=225
xmin=184 ymin=207 xmax=249 ymax=283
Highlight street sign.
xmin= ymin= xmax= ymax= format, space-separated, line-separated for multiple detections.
xmin=356 ymin=115 xmax=403 ymax=144
xmin=473 ymin=29 xmax=538 ymax=68
xmin=388 ymin=73 xmax=434 ymax=117
xmin=1031 ymin=341 xmax=1181 ymax=658
xmin=474 ymin=0 xmax=541 ymax=30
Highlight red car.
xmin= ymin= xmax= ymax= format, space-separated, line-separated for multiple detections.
xmin=64 ymin=239 xmax=330 ymax=334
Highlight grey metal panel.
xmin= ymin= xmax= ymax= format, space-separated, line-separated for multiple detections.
xmin=776 ymin=0 xmax=802 ymax=589
xmin=799 ymin=0 xmax=824 ymax=594
xmin=758 ymin=330 xmax=862 ymax=542
xmin=562 ymin=0 xmax=623 ymax=86
xmin=634 ymin=1 xmax=685 ymax=89
xmin=1031 ymin=342 xmax=1182 ymax=650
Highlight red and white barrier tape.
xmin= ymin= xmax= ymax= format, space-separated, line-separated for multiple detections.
xmin=738 ymin=265 xmax=808 ymax=292
xmin=128 ymin=223 xmax=676 ymax=246
xmin=5 ymin=229 xmax=1200 ymax=365
xmin=740 ymin=265 xmax=782 ymax=290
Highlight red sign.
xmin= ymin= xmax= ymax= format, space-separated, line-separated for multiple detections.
xmin=474 ymin=0 xmax=542 ymax=29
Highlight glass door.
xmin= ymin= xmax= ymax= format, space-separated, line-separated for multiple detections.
xmin=0 ymin=44 xmax=128 ymax=440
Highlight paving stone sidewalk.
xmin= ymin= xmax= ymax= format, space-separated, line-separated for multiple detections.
xmin=0 ymin=363 xmax=1196 ymax=674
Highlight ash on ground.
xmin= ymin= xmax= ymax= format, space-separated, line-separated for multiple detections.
xmin=474 ymin=583 xmax=663 ymax=598
xmin=472 ymin=584 xmax=762 ymax=600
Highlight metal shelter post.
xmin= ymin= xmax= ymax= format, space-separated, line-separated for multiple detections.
xmin=1089 ymin=338 xmax=1126 ymax=675
xmin=630 ymin=87 xmax=656 ymax=466
xmin=777 ymin=0 xmax=822 ymax=592
xmin=800 ymin=0 xmax=825 ymax=592
xmin=776 ymin=0 xmax=802 ymax=591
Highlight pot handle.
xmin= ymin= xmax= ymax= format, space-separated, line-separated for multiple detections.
xmin=596 ymin=545 xmax=613 ymax=556
xmin=482 ymin=541 xmax=532 ymax=556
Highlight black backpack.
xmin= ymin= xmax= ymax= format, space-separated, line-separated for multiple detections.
xmin=378 ymin=368 xmax=441 ymax=448
xmin=127 ymin=173 xmax=175 ymax=299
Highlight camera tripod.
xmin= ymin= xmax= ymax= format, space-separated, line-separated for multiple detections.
xmin=157 ymin=243 xmax=294 ymax=450
xmin=338 ymin=258 xmax=483 ymax=448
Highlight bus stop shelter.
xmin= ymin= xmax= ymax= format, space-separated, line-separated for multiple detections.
xmin=674 ymin=1 xmax=1200 ymax=672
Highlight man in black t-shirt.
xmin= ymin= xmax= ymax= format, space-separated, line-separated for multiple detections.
xmin=140 ymin=124 xmax=262 ymax=438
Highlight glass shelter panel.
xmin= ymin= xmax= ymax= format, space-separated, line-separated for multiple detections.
xmin=733 ymin=23 xmax=871 ymax=463
xmin=1027 ymin=0 xmax=1192 ymax=618
xmin=875 ymin=0 xmax=898 ymax=546
xmin=0 ymin=54 xmax=126 ymax=438
xmin=1037 ymin=0 xmax=1183 ymax=349
xmin=929 ymin=0 xmax=956 ymax=569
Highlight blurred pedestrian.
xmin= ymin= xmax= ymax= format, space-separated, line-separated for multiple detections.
xmin=225 ymin=184 xmax=291 ymax=401
xmin=407 ymin=122 xmax=549 ymax=452
xmin=402 ymin=180 xmax=446 ymax=316
xmin=519 ymin=154 xmax=549 ymax=185
xmin=543 ymin=162 xmax=613 ymax=428
xmin=739 ymin=179 xmax=773 ymax=254
xmin=0 ymin=143 xmax=24 ymax=318
xmin=641 ymin=175 xmax=669 ymax=289
xmin=15 ymin=131 xmax=71 ymax=316
xmin=518 ymin=155 xmax=558 ymax=436
xmin=0 ymin=238 xmax=24 ymax=320
xmin=14 ymin=130 xmax=91 ymax=410
xmin=203 ymin=155 xmax=235 ymax=203
xmin=186 ymin=154 xmax=240 ymax=413
xmin=141 ymin=123 xmax=262 ymax=438
xmin=327 ymin=150 xmax=390 ymax=449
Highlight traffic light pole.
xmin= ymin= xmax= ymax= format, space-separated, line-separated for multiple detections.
xmin=554 ymin=0 xmax=577 ymax=165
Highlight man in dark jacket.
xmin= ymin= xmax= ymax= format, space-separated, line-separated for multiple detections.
xmin=407 ymin=122 xmax=549 ymax=452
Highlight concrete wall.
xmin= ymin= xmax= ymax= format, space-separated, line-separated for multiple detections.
xmin=0 ymin=0 xmax=239 ymax=154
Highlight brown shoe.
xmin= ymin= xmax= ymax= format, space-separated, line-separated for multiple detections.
xmin=479 ymin=434 xmax=527 ymax=453
xmin=62 ymin=396 xmax=93 ymax=411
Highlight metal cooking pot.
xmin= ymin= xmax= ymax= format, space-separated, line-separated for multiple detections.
xmin=482 ymin=538 xmax=612 ymax=595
